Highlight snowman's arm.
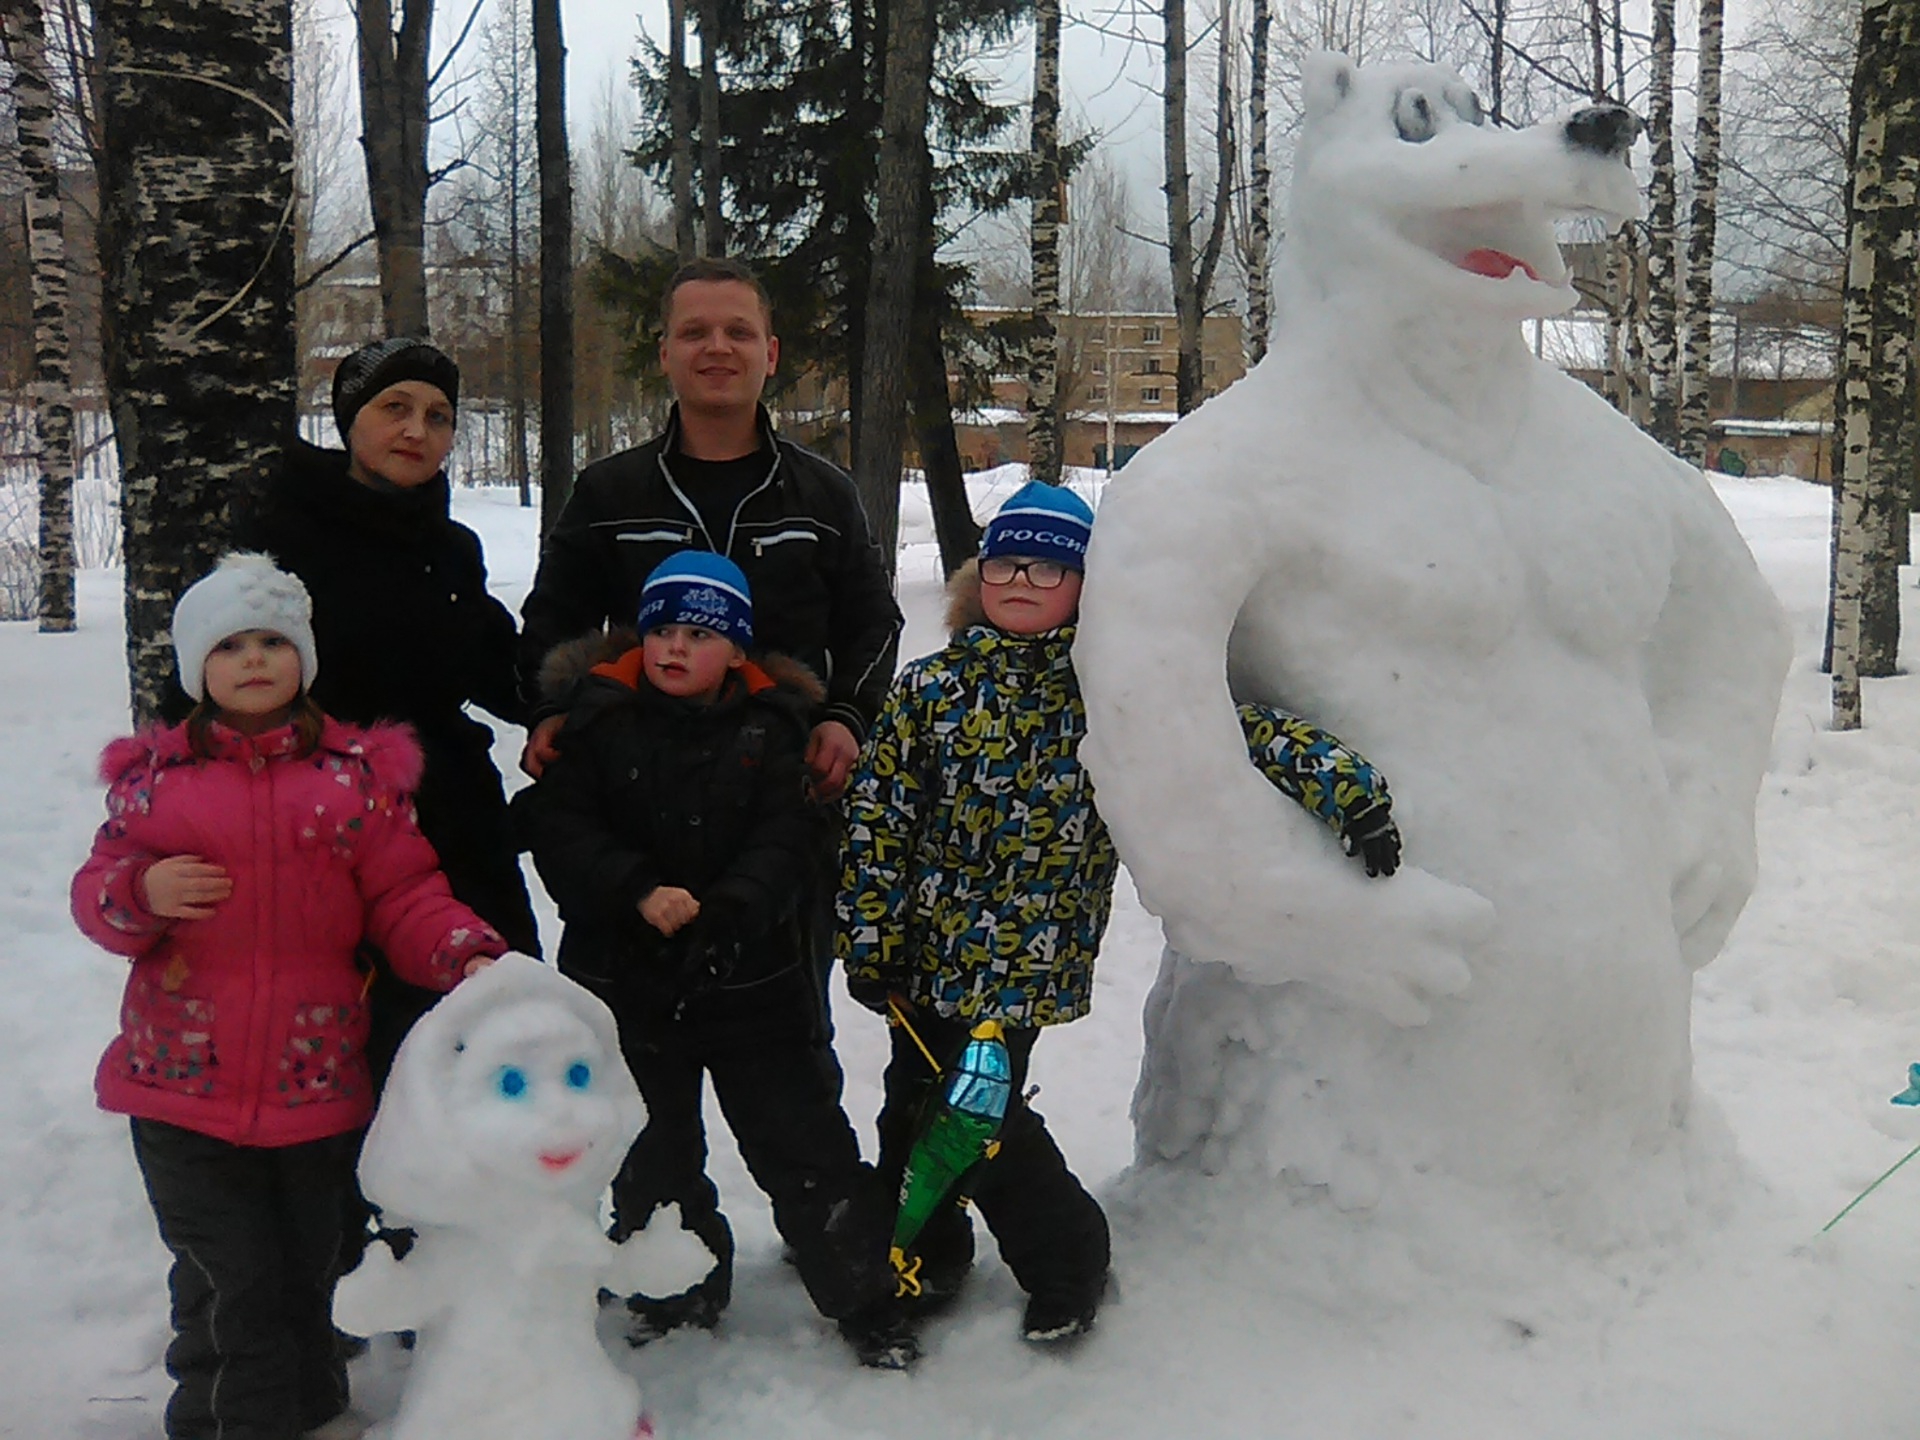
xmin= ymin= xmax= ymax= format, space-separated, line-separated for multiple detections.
xmin=601 ymin=1203 xmax=717 ymax=1299
xmin=1644 ymin=466 xmax=1792 ymax=967
xmin=332 ymin=1236 xmax=443 ymax=1337
xmin=1077 ymin=470 xmax=1487 ymax=1024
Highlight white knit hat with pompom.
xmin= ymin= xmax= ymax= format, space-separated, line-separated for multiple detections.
xmin=171 ymin=552 xmax=319 ymax=702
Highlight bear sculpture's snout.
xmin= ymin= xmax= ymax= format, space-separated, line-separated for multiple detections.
xmin=1564 ymin=104 xmax=1642 ymax=159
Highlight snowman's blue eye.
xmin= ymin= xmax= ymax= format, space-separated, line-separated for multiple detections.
xmin=565 ymin=1061 xmax=592 ymax=1090
xmin=496 ymin=1065 xmax=528 ymax=1099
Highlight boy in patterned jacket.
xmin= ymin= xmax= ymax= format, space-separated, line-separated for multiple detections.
xmin=840 ymin=480 xmax=1114 ymax=1347
xmin=839 ymin=481 xmax=1407 ymax=1349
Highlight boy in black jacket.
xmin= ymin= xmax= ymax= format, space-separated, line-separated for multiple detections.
xmin=519 ymin=551 xmax=910 ymax=1368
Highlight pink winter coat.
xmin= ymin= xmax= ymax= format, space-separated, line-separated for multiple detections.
xmin=71 ymin=716 xmax=506 ymax=1148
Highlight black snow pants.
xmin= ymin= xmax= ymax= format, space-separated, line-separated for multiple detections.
xmin=878 ymin=1013 xmax=1111 ymax=1311
xmin=600 ymin=970 xmax=893 ymax=1325
xmin=130 ymin=1119 xmax=360 ymax=1440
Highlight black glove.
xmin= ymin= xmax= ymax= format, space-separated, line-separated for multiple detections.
xmin=1340 ymin=799 xmax=1401 ymax=878
xmin=675 ymin=905 xmax=744 ymax=996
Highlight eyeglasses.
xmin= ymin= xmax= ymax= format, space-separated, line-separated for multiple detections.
xmin=979 ymin=557 xmax=1070 ymax=589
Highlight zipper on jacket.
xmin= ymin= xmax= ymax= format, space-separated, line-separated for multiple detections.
xmin=236 ymin=740 xmax=273 ymax=1143
xmin=750 ymin=528 xmax=818 ymax=557
xmin=656 ymin=443 xmax=783 ymax=560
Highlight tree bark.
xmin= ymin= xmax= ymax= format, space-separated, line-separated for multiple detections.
xmin=1677 ymin=0 xmax=1724 ymax=468
xmin=355 ymin=0 xmax=431 ymax=336
xmin=534 ymin=0 xmax=573 ymax=536
xmin=850 ymin=0 xmax=935 ymax=573
xmin=667 ymin=0 xmax=694 ymax=260
xmin=909 ymin=285 xmax=978 ymax=578
xmin=1643 ymin=0 xmax=1679 ymax=449
xmin=1026 ymin=0 xmax=1062 ymax=486
xmin=1163 ymin=0 xmax=1232 ymax=416
xmin=1829 ymin=0 xmax=1917 ymax=726
xmin=96 ymin=0 xmax=297 ymax=722
xmin=695 ymin=0 xmax=723 ymax=255
xmin=505 ymin=4 xmax=530 ymax=504
xmin=1247 ymin=0 xmax=1272 ymax=365
xmin=2 ymin=0 xmax=77 ymax=632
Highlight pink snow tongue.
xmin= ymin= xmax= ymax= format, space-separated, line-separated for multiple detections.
xmin=1459 ymin=247 xmax=1541 ymax=281
xmin=538 ymin=1147 xmax=583 ymax=1172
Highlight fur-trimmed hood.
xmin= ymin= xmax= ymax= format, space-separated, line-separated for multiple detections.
xmin=536 ymin=627 xmax=825 ymax=709
xmin=98 ymin=717 xmax=427 ymax=794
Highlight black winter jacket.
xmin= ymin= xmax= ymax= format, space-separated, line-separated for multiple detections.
xmin=517 ymin=406 xmax=902 ymax=740
xmin=242 ymin=440 xmax=526 ymax=754
xmin=518 ymin=631 xmax=826 ymax=1022
xmin=239 ymin=440 xmax=540 ymax=954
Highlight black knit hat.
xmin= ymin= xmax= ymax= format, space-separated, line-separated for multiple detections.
xmin=331 ymin=337 xmax=461 ymax=441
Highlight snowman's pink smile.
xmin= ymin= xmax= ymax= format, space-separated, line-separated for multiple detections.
xmin=538 ymin=1148 xmax=584 ymax=1172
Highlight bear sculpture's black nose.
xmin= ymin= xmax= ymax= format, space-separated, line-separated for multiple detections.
xmin=1565 ymin=104 xmax=1643 ymax=158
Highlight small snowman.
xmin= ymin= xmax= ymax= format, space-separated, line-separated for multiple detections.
xmin=335 ymin=954 xmax=713 ymax=1440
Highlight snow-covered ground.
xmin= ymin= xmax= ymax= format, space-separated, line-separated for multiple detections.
xmin=4 ymin=472 xmax=1919 ymax=1438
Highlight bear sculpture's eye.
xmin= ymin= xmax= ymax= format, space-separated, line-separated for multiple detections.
xmin=496 ymin=1065 xmax=529 ymax=1100
xmin=1395 ymin=89 xmax=1438 ymax=143
xmin=1445 ymin=85 xmax=1485 ymax=126
xmin=565 ymin=1060 xmax=592 ymax=1090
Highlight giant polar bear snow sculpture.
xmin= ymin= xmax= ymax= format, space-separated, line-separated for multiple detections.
xmin=1076 ymin=53 xmax=1791 ymax=1229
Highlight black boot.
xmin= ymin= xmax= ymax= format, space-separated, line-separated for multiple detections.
xmin=839 ymin=1301 xmax=922 ymax=1371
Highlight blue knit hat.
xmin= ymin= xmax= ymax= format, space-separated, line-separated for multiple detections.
xmin=980 ymin=481 xmax=1095 ymax=571
xmin=636 ymin=551 xmax=755 ymax=647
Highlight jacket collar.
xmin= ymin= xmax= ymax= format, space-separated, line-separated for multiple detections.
xmin=282 ymin=437 xmax=452 ymax=539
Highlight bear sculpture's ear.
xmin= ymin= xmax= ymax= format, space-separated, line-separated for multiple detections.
xmin=1302 ymin=50 xmax=1354 ymax=122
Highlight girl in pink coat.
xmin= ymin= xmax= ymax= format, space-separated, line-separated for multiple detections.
xmin=71 ymin=553 xmax=507 ymax=1440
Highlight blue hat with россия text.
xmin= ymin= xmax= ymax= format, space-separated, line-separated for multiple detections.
xmin=636 ymin=550 xmax=755 ymax=647
xmin=980 ymin=481 xmax=1095 ymax=572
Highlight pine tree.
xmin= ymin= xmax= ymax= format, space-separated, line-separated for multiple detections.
xmin=615 ymin=0 xmax=1026 ymax=470
xmin=96 ymin=0 xmax=296 ymax=722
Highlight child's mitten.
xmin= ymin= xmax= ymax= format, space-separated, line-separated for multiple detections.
xmin=1341 ymin=799 xmax=1401 ymax=878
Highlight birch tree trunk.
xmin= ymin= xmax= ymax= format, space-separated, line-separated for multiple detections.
xmin=1026 ymin=0 xmax=1063 ymax=486
xmin=695 ymin=0 xmax=722 ymax=255
xmin=96 ymin=0 xmax=297 ymax=723
xmin=534 ymin=0 xmax=574 ymax=536
xmin=1677 ymin=0 xmax=1724 ymax=468
xmin=356 ymin=0 xmax=431 ymax=336
xmin=668 ymin=0 xmax=694 ymax=260
xmin=1830 ymin=0 xmax=1919 ymax=726
xmin=1643 ymin=0 xmax=1680 ymax=449
xmin=2 ymin=0 xmax=76 ymax=632
xmin=850 ymin=0 xmax=935 ymax=573
xmin=1247 ymin=0 xmax=1272 ymax=365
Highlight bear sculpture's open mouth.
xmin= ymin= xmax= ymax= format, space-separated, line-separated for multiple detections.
xmin=1458 ymin=249 xmax=1542 ymax=282
xmin=1396 ymin=200 xmax=1567 ymax=290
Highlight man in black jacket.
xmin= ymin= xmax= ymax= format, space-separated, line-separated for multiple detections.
xmin=518 ymin=257 xmax=901 ymax=798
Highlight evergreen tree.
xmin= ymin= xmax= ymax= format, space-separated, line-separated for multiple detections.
xmin=607 ymin=0 xmax=1026 ymax=467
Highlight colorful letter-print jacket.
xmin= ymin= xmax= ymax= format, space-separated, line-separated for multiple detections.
xmin=839 ymin=620 xmax=1114 ymax=1028
xmin=840 ymin=621 xmax=1396 ymax=1030
xmin=71 ymin=718 xmax=503 ymax=1147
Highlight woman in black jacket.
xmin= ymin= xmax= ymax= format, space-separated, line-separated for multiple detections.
xmin=241 ymin=340 xmax=541 ymax=1070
